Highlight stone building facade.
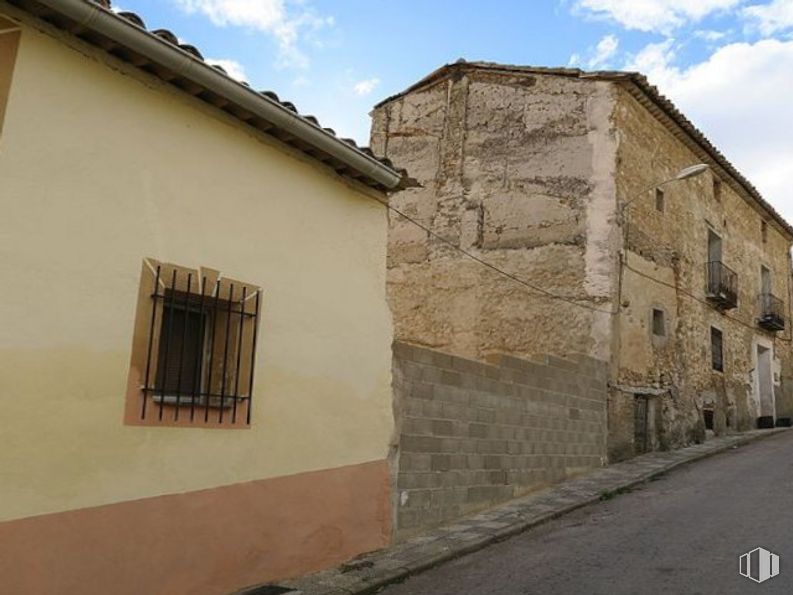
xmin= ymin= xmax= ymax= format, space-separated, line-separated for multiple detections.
xmin=371 ymin=61 xmax=793 ymax=462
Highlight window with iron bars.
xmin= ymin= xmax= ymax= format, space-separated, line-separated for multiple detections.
xmin=127 ymin=260 xmax=261 ymax=427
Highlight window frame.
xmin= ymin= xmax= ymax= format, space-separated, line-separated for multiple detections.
xmin=655 ymin=188 xmax=665 ymax=213
xmin=652 ymin=308 xmax=666 ymax=337
xmin=124 ymin=259 xmax=262 ymax=429
xmin=710 ymin=326 xmax=724 ymax=373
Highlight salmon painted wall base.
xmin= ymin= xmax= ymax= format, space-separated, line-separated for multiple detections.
xmin=0 ymin=459 xmax=392 ymax=595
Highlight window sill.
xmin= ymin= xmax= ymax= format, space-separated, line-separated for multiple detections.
xmin=149 ymin=394 xmax=246 ymax=409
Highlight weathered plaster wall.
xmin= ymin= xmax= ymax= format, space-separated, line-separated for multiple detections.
xmin=612 ymin=86 xmax=793 ymax=460
xmin=371 ymin=67 xmax=619 ymax=365
xmin=0 ymin=12 xmax=393 ymax=527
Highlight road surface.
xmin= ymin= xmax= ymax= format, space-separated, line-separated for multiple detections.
xmin=381 ymin=431 xmax=793 ymax=595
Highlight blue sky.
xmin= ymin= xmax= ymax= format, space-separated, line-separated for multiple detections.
xmin=114 ymin=1 xmax=793 ymax=221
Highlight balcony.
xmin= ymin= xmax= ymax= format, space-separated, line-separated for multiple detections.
xmin=759 ymin=293 xmax=786 ymax=332
xmin=706 ymin=261 xmax=738 ymax=310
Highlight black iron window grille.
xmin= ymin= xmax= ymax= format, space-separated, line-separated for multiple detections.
xmin=140 ymin=265 xmax=261 ymax=425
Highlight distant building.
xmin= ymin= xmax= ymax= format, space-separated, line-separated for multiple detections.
xmin=0 ymin=1 xmax=403 ymax=593
xmin=371 ymin=60 xmax=793 ymax=463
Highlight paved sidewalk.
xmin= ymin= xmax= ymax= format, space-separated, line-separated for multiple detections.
xmin=240 ymin=429 xmax=788 ymax=595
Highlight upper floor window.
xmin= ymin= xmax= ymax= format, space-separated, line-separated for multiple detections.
xmin=761 ymin=265 xmax=771 ymax=295
xmin=761 ymin=220 xmax=768 ymax=244
xmin=655 ymin=188 xmax=665 ymax=213
xmin=713 ymin=178 xmax=722 ymax=202
xmin=711 ymin=327 xmax=724 ymax=372
xmin=652 ymin=309 xmax=666 ymax=337
xmin=708 ymin=228 xmax=722 ymax=263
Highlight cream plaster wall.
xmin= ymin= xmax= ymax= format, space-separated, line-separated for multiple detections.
xmin=0 ymin=14 xmax=393 ymax=521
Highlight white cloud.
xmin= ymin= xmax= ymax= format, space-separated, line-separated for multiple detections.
xmin=172 ymin=0 xmax=332 ymax=68
xmin=744 ymin=0 xmax=793 ymax=35
xmin=353 ymin=77 xmax=380 ymax=96
xmin=624 ymin=38 xmax=679 ymax=87
xmin=625 ymin=38 xmax=793 ymax=223
xmin=573 ymin=0 xmax=742 ymax=33
xmin=588 ymin=34 xmax=620 ymax=68
xmin=568 ymin=35 xmax=620 ymax=70
xmin=207 ymin=58 xmax=247 ymax=81
xmin=694 ymin=29 xmax=729 ymax=41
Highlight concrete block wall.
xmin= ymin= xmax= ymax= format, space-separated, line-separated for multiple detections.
xmin=392 ymin=341 xmax=608 ymax=537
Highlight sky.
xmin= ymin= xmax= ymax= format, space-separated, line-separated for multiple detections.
xmin=113 ymin=0 xmax=793 ymax=222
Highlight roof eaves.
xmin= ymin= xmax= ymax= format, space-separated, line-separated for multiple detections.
xmin=8 ymin=0 xmax=406 ymax=191
xmin=375 ymin=60 xmax=793 ymax=237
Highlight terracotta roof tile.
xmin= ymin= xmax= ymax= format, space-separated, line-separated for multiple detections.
xmin=10 ymin=0 xmax=405 ymax=190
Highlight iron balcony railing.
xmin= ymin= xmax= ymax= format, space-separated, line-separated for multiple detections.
xmin=706 ymin=261 xmax=738 ymax=310
xmin=759 ymin=293 xmax=786 ymax=332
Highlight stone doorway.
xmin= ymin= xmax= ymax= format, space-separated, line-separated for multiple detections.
xmin=756 ymin=345 xmax=775 ymax=427
xmin=634 ymin=394 xmax=662 ymax=454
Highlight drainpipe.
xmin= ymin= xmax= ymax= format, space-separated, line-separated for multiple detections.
xmin=32 ymin=0 xmax=403 ymax=190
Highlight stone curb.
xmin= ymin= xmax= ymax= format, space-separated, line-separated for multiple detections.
xmin=239 ymin=428 xmax=789 ymax=595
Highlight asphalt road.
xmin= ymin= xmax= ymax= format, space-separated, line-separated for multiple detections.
xmin=381 ymin=431 xmax=793 ymax=595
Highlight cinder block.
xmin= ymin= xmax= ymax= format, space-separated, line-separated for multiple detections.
xmin=397 ymin=509 xmax=420 ymax=529
xmin=459 ymin=438 xmax=478 ymax=453
xmin=441 ymin=401 xmax=469 ymax=420
xmin=398 ymin=360 xmax=424 ymax=382
xmin=403 ymin=488 xmax=434 ymax=509
xmin=411 ymin=346 xmax=437 ymax=366
xmin=439 ymin=437 xmax=462 ymax=453
xmin=476 ymin=439 xmax=507 ymax=454
xmin=420 ymin=365 xmax=443 ymax=384
xmin=488 ymin=470 xmax=508 ymax=484
xmin=432 ymin=419 xmax=457 ymax=436
xmin=402 ymin=417 xmax=432 ymax=435
xmin=440 ymin=369 xmax=464 ymax=387
xmin=411 ymin=382 xmax=435 ymax=400
xmin=392 ymin=341 xmax=415 ymax=362
xmin=476 ymin=408 xmax=496 ymax=423
xmin=435 ymin=385 xmax=468 ymax=405
xmin=432 ymin=351 xmax=454 ymax=369
xmin=400 ymin=453 xmax=432 ymax=472
xmin=450 ymin=454 xmax=469 ymax=469
xmin=440 ymin=471 xmax=466 ymax=488
xmin=468 ymin=422 xmax=489 ymax=438
xmin=467 ymin=454 xmax=484 ymax=469
xmin=483 ymin=455 xmax=503 ymax=469
xmin=431 ymin=454 xmax=452 ymax=471
xmin=401 ymin=434 xmax=443 ymax=453
xmin=545 ymin=355 xmax=581 ymax=372
xmin=422 ymin=399 xmax=445 ymax=418
xmin=403 ymin=397 xmax=424 ymax=417
xmin=467 ymin=485 xmax=513 ymax=503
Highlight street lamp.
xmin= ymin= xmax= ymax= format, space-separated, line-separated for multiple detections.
xmin=617 ymin=162 xmax=711 ymax=311
xmin=620 ymin=163 xmax=710 ymax=219
xmin=613 ymin=162 xmax=712 ymax=403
